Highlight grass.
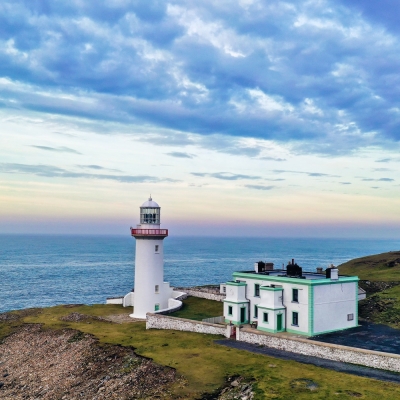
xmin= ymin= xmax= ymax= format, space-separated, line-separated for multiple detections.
xmin=338 ymin=251 xmax=400 ymax=281
xmin=170 ymin=297 xmax=223 ymax=320
xmin=0 ymin=302 xmax=398 ymax=399
xmin=359 ymin=284 xmax=400 ymax=328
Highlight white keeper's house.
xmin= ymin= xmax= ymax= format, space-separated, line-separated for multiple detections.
xmin=222 ymin=260 xmax=359 ymax=336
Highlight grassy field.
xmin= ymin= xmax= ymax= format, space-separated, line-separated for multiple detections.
xmin=1 ymin=299 xmax=400 ymax=399
xmin=359 ymin=284 xmax=400 ymax=328
xmin=338 ymin=251 xmax=400 ymax=281
xmin=170 ymin=296 xmax=223 ymax=320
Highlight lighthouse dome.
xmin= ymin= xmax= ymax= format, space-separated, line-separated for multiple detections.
xmin=141 ymin=197 xmax=159 ymax=208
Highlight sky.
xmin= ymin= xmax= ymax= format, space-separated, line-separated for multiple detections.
xmin=1 ymin=0 xmax=400 ymax=238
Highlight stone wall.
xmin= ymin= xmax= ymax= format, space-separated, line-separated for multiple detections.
xmin=105 ymin=297 xmax=123 ymax=305
xmin=174 ymin=287 xmax=225 ymax=302
xmin=146 ymin=313 xmax=226 ymax=336
xmin=237 ymin=327 xmax=400 ymax=373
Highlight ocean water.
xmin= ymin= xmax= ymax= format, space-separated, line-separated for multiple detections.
xmin=0 ymin=235 xmax=399 ymax=313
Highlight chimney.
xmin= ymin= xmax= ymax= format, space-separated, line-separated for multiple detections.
xmin=316 ymin=267 xmax=323 ymax=274
xmin=330 ymin=265 xmax=338 ymax=280
xmin=292 ymin=259 xmax=295 ymax=265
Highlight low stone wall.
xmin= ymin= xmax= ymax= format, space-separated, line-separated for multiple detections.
xmin=106 ymin=297 xmax=123 ymax=305
xmin=174 ymin=287 xmax=225 ymax=302
xmin=146 ymin=314 xmax=400 ymax=372
xmin=146 ymin=313 xmax=226 ymax=336
xmin=237 ymin=327 xmax=400 ymax=373
xmin=155 ymin=299 xmax=183 ymax=315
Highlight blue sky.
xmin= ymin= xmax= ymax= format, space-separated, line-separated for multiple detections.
xmin=1 ymin=0 xmax=400 ymax=238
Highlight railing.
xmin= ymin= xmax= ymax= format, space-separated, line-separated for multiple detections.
xmin=131 ymin=228 xmax=168 ymax=236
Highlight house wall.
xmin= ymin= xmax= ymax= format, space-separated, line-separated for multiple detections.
xmin=233 ymin=277 xmax=310 ymax=335
xmin=223 ymin=281 xmax=249 ymax=324
xmin=313 ymin=282 xmax=358 ymax=334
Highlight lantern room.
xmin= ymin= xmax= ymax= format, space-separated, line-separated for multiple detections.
xmin=140 ymin=197 xmax=160 ymax=224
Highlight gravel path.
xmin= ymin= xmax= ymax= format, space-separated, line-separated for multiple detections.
xmin=215 ymin=339 xmax=400 ymax=384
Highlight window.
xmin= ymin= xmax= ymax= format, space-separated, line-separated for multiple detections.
xmin=254 ymin=284 xmax=260 ymax=297
xmin=254 ymin=305 xmax=258 ymax=318
xmin=292 ymin=288 xmax=299 ymax=302
xmin=292 ymin=311 xmax=299 ymax=326
xmin=263 ymin=312 xmax=268 ymax=323
xmin=347 ymin=313 xmax=354 ymax=321
xmin=155 ymin=245 xmax=159 ymax=252
xmin=155 ymin=303 xmax=160 ymax=311
xmin=155 ymin=285 xmax=159 ymax=293
xmin=228 ymin=306 xmax=233 ymax=315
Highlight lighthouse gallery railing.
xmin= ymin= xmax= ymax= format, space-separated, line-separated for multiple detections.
xmin=131 ymin=228 xmax=168 ymax=236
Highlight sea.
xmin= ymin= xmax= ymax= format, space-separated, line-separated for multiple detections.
xmin=0 ymin=235 xmax=399 ymax=314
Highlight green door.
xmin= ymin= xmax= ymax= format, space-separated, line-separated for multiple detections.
xmin=277 ymin=314 xmax=282 ymax=331
xmin=240 ymin=307 xmax=246 ymax=323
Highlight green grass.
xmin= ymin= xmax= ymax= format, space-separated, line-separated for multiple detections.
xmin=170 ymin=297 xmax=223 ymax=320
xmin=338 ymin=251 xmax=400 ymax=281
xmin=1 ymin=303 xmax=397 ymax=399
xmin=359 ymin=284 xmax=400 ymax=327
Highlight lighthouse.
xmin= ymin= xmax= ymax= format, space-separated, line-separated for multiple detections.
xmin=130 ymin=197 xmax=170 ymax=319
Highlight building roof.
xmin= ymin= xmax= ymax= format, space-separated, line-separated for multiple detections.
xmin=141 ymin=197 xmax=160 ymax=208
xmin=233 ymin=270 xmax=358 ymax=286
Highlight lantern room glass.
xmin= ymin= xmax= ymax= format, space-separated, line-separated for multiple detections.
xmin=140 ymin=207 xmax=160 ymax=224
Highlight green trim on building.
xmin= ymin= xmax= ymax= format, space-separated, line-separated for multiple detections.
xmin=260 ymin=286 xmax=283 ymax=292
xmin=355 ymin=282 xmax=358 ymax=324
xmin=232 ymin=272 xmax=358 ymax=286
xmin=257 ymin=325 xmax=278 ymax=334
xmin=256 ymin=305 xmax=286 ymax=311
xmin=308 ymin=285 xmax=314 ymax=336
xmin=224 ymin=318 xmax=240 ymax=325
xmin=223 ymin=300 xmax=249 ymax=305
xmin=226 ymin=280 xmax=247 ymax=286
xmin=286 ymin=327 xmax=310 ymax=336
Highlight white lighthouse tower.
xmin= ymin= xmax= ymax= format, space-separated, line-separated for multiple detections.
xmin=130 ymin=197 xmax=171 ymax=319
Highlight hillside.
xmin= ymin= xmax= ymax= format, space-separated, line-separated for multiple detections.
xmin=338 ymin=251 xmax=400 ymax=328
xmin=338 ymin=251 xmax=400 ymax=281
xmin=2 ymin=301 xmax=400 ymax=399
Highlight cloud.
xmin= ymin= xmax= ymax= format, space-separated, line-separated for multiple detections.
xmin=191 ymin=172 xmax=260 ymax=180
xmin=273 ymin=170 xmax=340 ymax=178
xmin=361 ymin=177 xmax=394 ymax=182
xmin=166 ymin=151 xmax=195 ymax=159
xmin=245 ymin=184 xmax=275 ymax=191
xmin=0 ymin=0 xmax=399 ymax=157
xmin=30 ymin=145 xmax=81 ymax=154
xmin=77 ymin=164 xmax=121 ymax=172
xmin=340 ymin=182 xmax=352 ymax=185
xmin=0 ymin=163 xmax=178 ymax=183
xmin=376 ymin=158 xmax=400 ymax=163
xmin=259 ymin=156 xmax=286 ymax=162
